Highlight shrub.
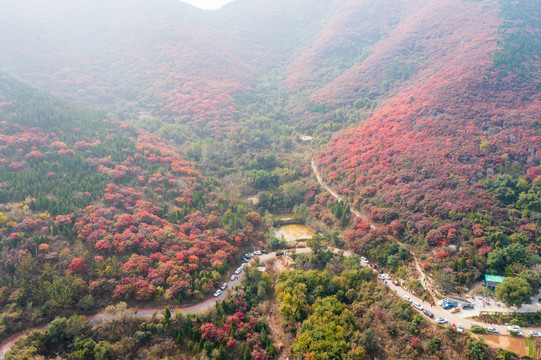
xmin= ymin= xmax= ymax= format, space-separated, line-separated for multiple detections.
xmin=470 ymin=326 xmax=486 ymax=334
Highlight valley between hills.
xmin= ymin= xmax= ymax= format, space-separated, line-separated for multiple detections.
xmin=0 ymin=0 xmax=540 ymax=359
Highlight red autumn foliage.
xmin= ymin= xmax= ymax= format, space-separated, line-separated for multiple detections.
xmin=67 ymin=258 xmax=86 ymax=274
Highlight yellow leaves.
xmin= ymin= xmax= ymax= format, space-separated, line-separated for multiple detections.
xmin=479 ymin=140 xmax=490 ymax=150
xmin=0 ymin=211 xmax=7 ymax=225
xmin=39 ymin=211 xmax=50 ymax=218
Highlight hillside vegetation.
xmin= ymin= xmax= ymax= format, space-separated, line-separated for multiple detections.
xmin=0 ymin=0 xmax=540 ymax=358
xmin=317 ymin=0 xmax=541 ymax=290
xmin=0 ymin=74 xmax=261 ymax=341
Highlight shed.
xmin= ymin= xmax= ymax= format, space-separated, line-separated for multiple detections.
xmin=484 ymin=274 xmax=505 ymax=290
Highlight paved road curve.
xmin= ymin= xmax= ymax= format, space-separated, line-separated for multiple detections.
xmin=1 ymin=245 xmax=539 ymax=358
xmin=0 ymin=248 xmax=312 ymax=360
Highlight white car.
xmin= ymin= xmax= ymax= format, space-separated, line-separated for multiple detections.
xmin=382 ymin=274 xmax=391 ymax=280
xmin=435 ymin=317 xmax=448 ymax=324
xmin=213 ymin=289 xmax=222 ymax=297
xmin=457 ymin=324 xmax=464 ymax=332
xmin=403 ymin=295 xmax=412 ymax=302
xmin=220 ymin=283 xmax=228 ymax=290
xmin=529 ymin=331 xmax=541 ymax=337
xmin=230 ymin=275 xmax=237 ymax=281
xmin=507 ymin=325 xmax=521 ymax=331
xmin=235 ymin=268 xmax=242 ymax=275
xmin=486 ymin=327 xmax=499 ymax=334
xmin=437 ymin=299 xmax=445 ymax=306
xmin=254 ymin=250 xmax=262 ymax=255
xmin=412 ymin=302 xmax=423 ymax=311
xmin=240 ymin=263 xmax=247 ymax=269
xmin=378 ymin=274 xmax=385 ymax=280
xmin=361 ymin=257 xmax=369 ymax=263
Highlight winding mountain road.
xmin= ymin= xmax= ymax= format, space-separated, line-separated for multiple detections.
xmin=312 ymin=157 xmax=438 ymax=300
xmin=310 ymin=157 xmax=541 ymax=337
xmin=0 ymin=248 xmax=311 ymax=360
xmin=0 ymin=161 xmax=537 ymax=357
xmin=311 ymin=158 xmax=375 ymax=229
xmin=1 ymin=245 xmax=540 ymax=359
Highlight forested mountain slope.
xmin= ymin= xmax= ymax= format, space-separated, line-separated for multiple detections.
xmin=317 ymin=0 xmax=541 ymax=286
xmin=0 ymin=0 xmax=334 ymax=134
xmin=0 ymin=74 xmax=261 ymax=341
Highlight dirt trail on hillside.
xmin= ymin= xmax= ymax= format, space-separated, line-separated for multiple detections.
xmin=312 ymin=157 xmax=442 ymax=302
xmin=311 ymin=158 xmax=375 ymax=228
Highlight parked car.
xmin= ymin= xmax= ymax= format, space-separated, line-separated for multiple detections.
xmin=412 ymin=302 xmax=423 ymax=311
xmin=442 ymin=302 xmax=456 ymax=310
xmin=254 ymin=250 xmax=262 ymax=255
xmin=382 ymin=274 xmax=391 ymax=280
xmin=470 ymin=324 xmax=480 ymax=329
xmin=213 ymin=289 xmax=222 ymax=297
xmin=230 ymin=275 xmax=237 ymax=281
xmin=435 ymin=317 xmax=448 ymax=324
xmin=261 ymin=249 xmax=268 ymax=254
xmin=403 ymin=295 xmax=412 ymax=302
xmin=220 ymin=283 xmax=228 ymax=290
xmin=437 ymin=299 xmax=446 ymax=306
xmin=242 ymin=257 xmax=249 ymax=263
xmin=457 ymin=324 xmax=464 ymax=332
xmin=423 ymin=309 xmax=434 ymax=318
xmin=392 ymin=280 xmax=399 ymax=286
xmin=507 ymin=325 xmax=521 ymax=331
xmin=361 ymin=257 xmax=369 ymax=263
xmin=486 ymin=327 xmax=499 ymax=334
xmin=529 ymin=331 xmax=541 ymax=337
xmin=450 ymin=307 xmax=461 ymax=314
xmin=461 ymin=303 xmax=474 ymax=310
xmin=235 ymin=268 xmax=242 ymax=275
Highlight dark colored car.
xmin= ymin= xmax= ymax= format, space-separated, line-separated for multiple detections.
xmin=423 ymin=309 xmax=434 ymax=318
xmin=462 ymin=303 xmax=474 ymax=310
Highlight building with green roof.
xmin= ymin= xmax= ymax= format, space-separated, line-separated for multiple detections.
xmin=484 ymin=274 xmax=506 ymax=290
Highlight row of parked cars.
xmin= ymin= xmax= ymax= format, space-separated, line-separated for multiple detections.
xmin=362 ymin=256 xmax=402 ymax=286
xmin=241 ymin=250 xmax=267 ymax=263
xmin=361 ymin=256 xmax=541 ymax=337
xmin=403 ymin=295 xmax=435 ymax=318
xmin=213 ymin=250 xmax=268 ymax=297
xmin=505 ymin=325 xmax=541 ymax=337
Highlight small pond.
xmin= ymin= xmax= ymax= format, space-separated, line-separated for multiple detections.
xmin=274 ymin=224 xmax=316 ymax=243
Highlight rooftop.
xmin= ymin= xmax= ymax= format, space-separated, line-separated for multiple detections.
xmin=484 ymin=274 xmax=506 ymax=283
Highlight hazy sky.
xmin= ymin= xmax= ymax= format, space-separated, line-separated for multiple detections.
xmin=180 ymin=0 xmax=234 ymax=10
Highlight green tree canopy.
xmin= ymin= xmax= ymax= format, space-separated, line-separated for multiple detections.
xmin=495 ymin=277 xmax=533 ymax=308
